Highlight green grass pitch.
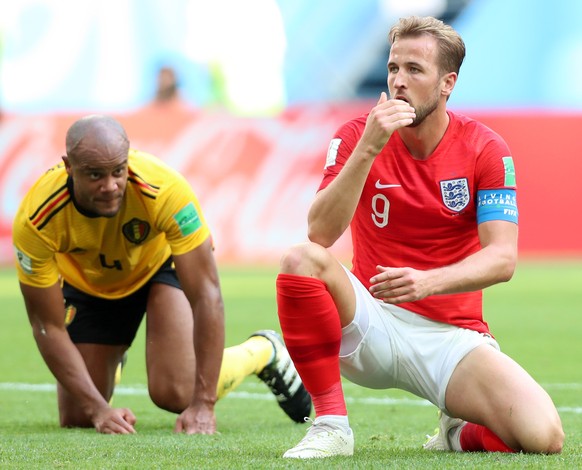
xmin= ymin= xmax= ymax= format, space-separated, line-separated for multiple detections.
xmin=0 ymin=260 xmax=581 ymax=468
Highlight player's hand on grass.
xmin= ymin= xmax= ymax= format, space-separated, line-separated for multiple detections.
xmin=174 ymin=402 xmax=217 ymax=435
xmin=93 ymin=407 xmax=137 ymax=434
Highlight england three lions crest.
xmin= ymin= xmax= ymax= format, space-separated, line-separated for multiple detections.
xmin=440 ymin=178 xmax=470 ymax=212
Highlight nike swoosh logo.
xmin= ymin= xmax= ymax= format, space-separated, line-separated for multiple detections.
xmin=375 ymin=180 xmax=401 ymax=189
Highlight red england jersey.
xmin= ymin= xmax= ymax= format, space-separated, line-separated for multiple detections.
xmin=319 ymin=111 xmax=517 ymax=334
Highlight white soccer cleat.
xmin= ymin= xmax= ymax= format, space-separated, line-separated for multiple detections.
xmin=423 ymin=410 xmax=465 ymax=451
xmin=283 ymin=417 xmax=354 ymax=459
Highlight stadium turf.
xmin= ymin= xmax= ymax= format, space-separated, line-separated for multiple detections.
xmin=1 ymin=261 xmax=581 ymax=468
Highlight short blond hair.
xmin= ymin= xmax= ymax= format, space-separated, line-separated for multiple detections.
xmin=389 ymin=16 xmax=465 ymax=75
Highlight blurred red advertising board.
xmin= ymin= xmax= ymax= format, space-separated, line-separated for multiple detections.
xmin=1 ymin=103 xmax=581 ymax=266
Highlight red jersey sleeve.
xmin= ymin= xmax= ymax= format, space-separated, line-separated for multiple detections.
xmin=470 ymin=123 xmax=515 ymax=190
xmin=319 ymin=114 xmax=368 ymax=192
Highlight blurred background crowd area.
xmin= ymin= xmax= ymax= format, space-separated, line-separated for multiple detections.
xmin=0 ymin=0 xmax=581 ymax=264
xmin=2 ymin=0 xmax=582 ymax=115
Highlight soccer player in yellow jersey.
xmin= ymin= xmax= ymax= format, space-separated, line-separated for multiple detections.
xmin=12 ymin=114 xmax=311 ymax=434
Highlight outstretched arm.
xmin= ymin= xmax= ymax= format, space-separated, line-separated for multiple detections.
xmin=20 ymin=281 xmax=136 ymax=433
xmin=172 ymin=237 xmax=225 ymax=434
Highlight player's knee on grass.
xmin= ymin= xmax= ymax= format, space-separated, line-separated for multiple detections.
xmin=521 ymin=418 xmax=564 ymax=454
xmin=148 ymin=380 xmax=193 ymax=413
xmin=59 ymin=409 xmax=93 ymax=429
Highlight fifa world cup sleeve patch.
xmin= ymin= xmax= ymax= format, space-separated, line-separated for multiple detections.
xmin=14 ymin=246 xmax=33 ymax=274
xmin=325 ymin=138 xmax=341 ymax=168
xmin=173 ymin=202 xmax=202 ymax=236
xmin=502 ymin=156 xmax=516 ymax=187
xmin=476 ymin=189 xmax=518 ymax=224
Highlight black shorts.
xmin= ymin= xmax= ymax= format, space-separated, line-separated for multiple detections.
xmin=63 ymin=257 xmax=181 ymax=345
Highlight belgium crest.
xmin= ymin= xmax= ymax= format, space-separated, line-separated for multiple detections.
xmin=122 ymin=218 xmax=150 ymax=244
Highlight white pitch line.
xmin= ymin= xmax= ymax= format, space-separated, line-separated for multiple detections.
xmin=1 ymin=382 xmax=581 ymax=414
xmin=541 ymin=383 xmax=582 ymax=390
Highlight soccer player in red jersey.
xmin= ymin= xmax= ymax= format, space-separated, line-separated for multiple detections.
xmin=276 ymin=16 xmax=563 ymax=458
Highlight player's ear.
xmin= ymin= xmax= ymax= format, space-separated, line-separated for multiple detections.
xmin=441 ymin=72 xmax=457 ymax=98
xmin=62 ymin=155 xmax=72 ymax=174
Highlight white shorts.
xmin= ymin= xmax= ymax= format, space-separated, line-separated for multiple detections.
xmin=338 ymin=267 xmax=499 ymax=411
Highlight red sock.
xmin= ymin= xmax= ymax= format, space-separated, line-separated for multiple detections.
xmin=460 ymin=423 xmax=515 ymax=453
xmin=276 ymin=273 xmax=347 ymax=416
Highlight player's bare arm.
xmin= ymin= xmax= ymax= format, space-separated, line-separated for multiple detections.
xmin=173 ymin=238 xmax=225 ymax=434
xmin=308 ymin=93 xmax=415 ymax=247
xmin=20 ymin=282 xmax=136 ymax=434
xmin=369 ymin=220 xmax=518 ymax=304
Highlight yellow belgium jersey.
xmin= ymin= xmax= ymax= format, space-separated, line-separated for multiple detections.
xmin=12 ymin=149 xmax=210 ymax=299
